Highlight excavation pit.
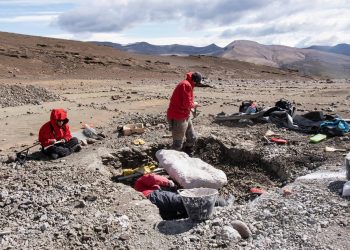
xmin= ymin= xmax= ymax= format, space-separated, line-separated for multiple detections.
xmin=109 ymin=134 xmax=314 ymax=204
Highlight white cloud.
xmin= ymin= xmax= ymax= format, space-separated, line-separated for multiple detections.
xmin=56 ymin=0 xmax=271 ymax=33
xmin=53 ymin=0 xmax=350 ymax=47
xmin=0 ymin=15 xmax=57 ymax=23
xmin=2 ymin=0 xmax=350 ymax=47
xmin=0 ymin=0 xmax=83 ymax=5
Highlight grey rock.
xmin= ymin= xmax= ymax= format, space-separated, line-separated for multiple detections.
xmin=231 ymin=220 xmax=252 ymax=239
xmin=218 ymin=226 xmax=241 ymax=241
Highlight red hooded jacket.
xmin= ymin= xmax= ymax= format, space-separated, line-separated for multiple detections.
xmin=134 ymin=174 xmax=171 ymax=197
xmin=167 ymin=72 xmax=195 ymax=120
xmin=38 ymin=109 xmax=72 ymax=147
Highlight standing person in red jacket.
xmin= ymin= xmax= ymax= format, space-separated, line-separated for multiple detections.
xmin=167 ymin=72 xmax=202 ymax=156
xmin=39 ymin=109 xmax=81 ymax=159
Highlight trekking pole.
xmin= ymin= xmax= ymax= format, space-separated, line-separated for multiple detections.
xmin=15 ymin=142 xmax=41 ymax=165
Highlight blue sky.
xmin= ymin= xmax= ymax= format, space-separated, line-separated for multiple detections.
xmin=0 ymin=0 xmax=349 ymax=47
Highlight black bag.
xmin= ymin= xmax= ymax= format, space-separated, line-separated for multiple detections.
xmin=275 ymin=99 xmax=292 ymax=110
xmin=275 ymin=99 xmax=296 ymax=117
xmin=320 ymin=126 xmax=345 ymax=137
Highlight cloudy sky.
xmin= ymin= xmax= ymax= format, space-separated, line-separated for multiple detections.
xmin=0 ymin=0 xmax=349 ymax=47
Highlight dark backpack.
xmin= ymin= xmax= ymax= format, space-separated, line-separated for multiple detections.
xmin=275 ymin=99 xmax=296 ymax=117
xmin=319 ymin=119 xmax=350 ymax=137
xmin=275 ymin=99 xmax=292 ymax=110
xmin=239 ymin=101 xmax=253 ymax=113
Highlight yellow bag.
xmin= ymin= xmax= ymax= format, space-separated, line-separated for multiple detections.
xmin=122 ymin=163 xmax=157 ymax=176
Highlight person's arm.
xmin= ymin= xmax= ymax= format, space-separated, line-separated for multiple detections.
xmin=182 ymin=83 xmax=194 ymax=112
xmin=135 ymin=173 xmax=171 ymax=190
xmin=63 ymin=124 xmax=72 ymax=142
xmin=38 ymin=123 xmax=54 ymax=147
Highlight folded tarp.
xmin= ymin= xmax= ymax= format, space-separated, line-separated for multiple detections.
xmin=155 ymin=149 xmax=227 ymax=189
xmin=215 ymin=107 xmax=271 ymax=121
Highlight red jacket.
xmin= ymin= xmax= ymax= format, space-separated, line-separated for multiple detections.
xmin=134 ymin=174 xmax=171 ymax=197
xmin=167 ymin=72 xmax=195 ymax=120
xmin=38 ymin=109 xmax=72 ymax=147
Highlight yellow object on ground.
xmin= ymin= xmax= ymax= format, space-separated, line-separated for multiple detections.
xmin=133 ymin=138 xmax=145 ymax=145
xmin=122 ymin=163 xmax=157 ymax=176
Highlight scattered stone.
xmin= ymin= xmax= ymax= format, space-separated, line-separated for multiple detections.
xmin=87 ymin=138 xmax=98 ymax=144
xmin=231 ymin=220 xmax=252 ymax=239
xmin=40 ymin=223 xmax=49 ymax=232
xmin=84 ymin=195 xmax=97 ymax=202
xmin=6 ymin=154 xmax=16 ymax=163
xmin=75 ymin=200 xmax=86 ymax=208
xmin=0 ymin=230 xmax=11 ymax=236
xmin=0 ymin=84 xmax=60 ymax=108
xmin=218 ymin=226 xmax=241 ymax=241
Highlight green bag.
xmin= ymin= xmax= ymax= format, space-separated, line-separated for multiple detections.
xmin=309 ymin=134 xmax=327 ymax=143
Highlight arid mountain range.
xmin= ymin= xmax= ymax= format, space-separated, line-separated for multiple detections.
xmin=95 ymin=40 xmax=350 ymax=78
xmin=0 ymin=31 xmax=300 ymax=81
xmin=0 ymin=31 xmax=349 ymax=79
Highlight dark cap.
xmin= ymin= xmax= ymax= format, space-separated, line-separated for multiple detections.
xmin=191 ymin=72 xmax=202 ymax=84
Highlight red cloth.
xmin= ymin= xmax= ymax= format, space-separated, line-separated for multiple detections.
xmin=167 ymin=72 xmax=196 ymax=120
xmin=134 ymin=174 xmax=171 ymax=197
xmin=38 ymin=109 xmax=72 ymax=147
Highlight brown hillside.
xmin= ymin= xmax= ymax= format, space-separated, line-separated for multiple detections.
xmin=0 ymin=31 xmax=304 ymax=81
xmin=220 ymin=40 xmax=350 ymax=78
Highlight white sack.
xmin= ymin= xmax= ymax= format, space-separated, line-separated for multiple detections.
xmin=155 ymin=149 xmax=227 ymax=189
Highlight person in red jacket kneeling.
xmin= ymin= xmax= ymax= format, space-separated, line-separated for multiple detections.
xmin=134 ymin=173 xmax=228 ymax=220
xmin=167 ymin=72 xmax=202 ymax=156
xmin=39 ymin=109 xmax=81 ymax=159
xmin=134 ymin=173 xmax=187 ymax=220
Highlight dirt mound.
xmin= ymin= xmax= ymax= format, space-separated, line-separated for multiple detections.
xmin=0 ymin=84 xmax=60 ymax=107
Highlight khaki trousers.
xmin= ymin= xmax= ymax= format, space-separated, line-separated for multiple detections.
xmin=168 ymin=117 xmax=196 ymax=150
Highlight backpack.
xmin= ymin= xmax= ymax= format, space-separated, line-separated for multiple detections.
xmin=319 ymin=119 xmax=350 ymax=137
xmin=275 ymin=99 xmax=296 ymax=117
xmin=239 ymin=101 xmax=253 ymax=113
xmin=275 ymin=99 xmax=292 ymax=110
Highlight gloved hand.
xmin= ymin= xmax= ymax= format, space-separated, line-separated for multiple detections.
xmin=168 ymin=180 xmax=175 ymax=188
xmin=48 ymin=139 xmax=57 ymax=144
xmin=194 ymin=102 xmax=200 ymax=108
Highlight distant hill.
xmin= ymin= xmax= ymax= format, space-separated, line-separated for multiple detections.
xmin=218 ymin=40 xmax=350 ymax=78
xmin=306 ymin=43 xmax=350 ymax=56
xmin=94 ymin=40 xmax=350 ymax=78
xmin=0 ymin=31 xmax=298 ymax=80
xmin=93 ymin=41 xmax=224 ymax=55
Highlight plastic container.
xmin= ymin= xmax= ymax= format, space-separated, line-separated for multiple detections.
xmin=342 ymin=181 xmax=350 ymax=197
xmin=178 ymin=188 xmax=218 ymax=221
xmin=123 ymin=123 xmax=145 ymax=136
xmin=346 ymin=152 xmax=350 ymax=181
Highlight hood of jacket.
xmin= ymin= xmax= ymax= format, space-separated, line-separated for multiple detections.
xmin=50 ymin=109 xmax=69 ymax=127
xmin=185 ymin=72 xmax=196 ymax=88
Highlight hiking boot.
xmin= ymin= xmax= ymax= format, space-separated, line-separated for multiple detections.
xmin=50 ymin=153 xmax=59 ymax=160
xmin=72 ymin=144 xmax=82 ymax=153
xmin=182 ymin=146 xmax=194 ymax=157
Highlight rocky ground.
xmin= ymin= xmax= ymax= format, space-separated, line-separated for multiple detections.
xmin=1 ymin=108 xmax=350 ymax=249
xmin=0 ymin=32 xmax=350 ymax=249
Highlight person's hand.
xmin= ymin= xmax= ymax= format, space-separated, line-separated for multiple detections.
xmin=59 ymin=139 xmax=65 ymax=143
xmin=48 ymin=139 xmax=57 ymax=144
xmin=194 ymin=102 xmax=200 ymax=108
xmin=168 ymin=180 xmax=175 ymax=188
